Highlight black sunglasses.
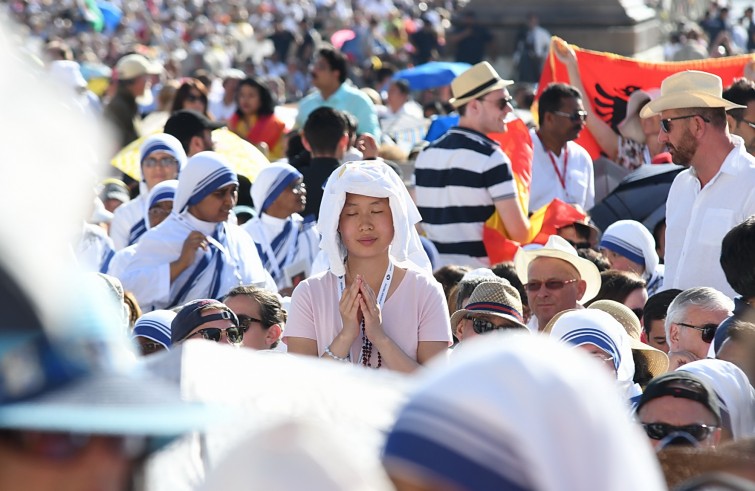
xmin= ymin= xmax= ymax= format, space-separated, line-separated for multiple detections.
xmin=660 ymin=114 xmax=710 ymax=133
xmin=189 ymin=326 xmax=244 ymax=345
xmin=468 ymin=316 xmax=521 ymax=334
xmin=0 ymin=430 xmax=147 ymax=461
xmin=237 ymin=314 xmax=264 ymax=332
xmin=523 ymin=279 xmax=577 ymax=293
xmin=552 ymin=110 xmax=587 ymax=122
xmin=677 ymin=321 xmax=718 ymax=343
xmin=479 ymin=95 xmax=513 ymax=110
xmin=642 ymin=422 xmax=717 ymax=442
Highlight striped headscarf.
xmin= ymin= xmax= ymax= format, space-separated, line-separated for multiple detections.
xmin=139 ymin=133 xmax=187 ymax=182
xmin=143 ymin=179 xmax=178 ymax=231
xmin=599 ymin=220 xmax=659 ymax=281
xmin=174 ymin=151 xmax=238 ymax=215
xmin=251 ymin=162 xmax=302 ymax=215
xmin=383 ymin=334 xmax=667 ymax=491
xmin=131 ymin=310 xmax=176 ymax=350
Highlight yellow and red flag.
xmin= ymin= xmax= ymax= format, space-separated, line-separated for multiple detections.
xmin=537 ymin=38 xmax=755 ymax=159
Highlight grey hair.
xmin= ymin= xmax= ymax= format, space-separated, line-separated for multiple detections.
xmin=664 ymin=287 xmax=734 ymax=339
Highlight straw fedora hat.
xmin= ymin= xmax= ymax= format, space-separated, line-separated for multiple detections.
xmin=514 ymin=235 xmax=602 ymax=304
xmin=588 ymin=300 xmax=669 ymax=379
xmin=639 ymin=70 xmax=745 ymax=118
xmin=449 ymin=61 xmax=513 ymax=109
xmin=449 ymin=281 xmax=526 ymax=330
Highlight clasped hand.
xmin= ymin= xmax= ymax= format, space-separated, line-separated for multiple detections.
xmin=338 ymin=274 xmax=384 ymax=343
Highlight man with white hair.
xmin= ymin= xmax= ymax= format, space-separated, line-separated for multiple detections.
xmin=514 ymin=235 xmax=602 ymax=332
xmin=665 ymin=287 xmax=734 ymax=361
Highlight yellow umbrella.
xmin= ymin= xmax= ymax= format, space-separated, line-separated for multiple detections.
xmin=110 ymin=127 xmax=270 ymax=182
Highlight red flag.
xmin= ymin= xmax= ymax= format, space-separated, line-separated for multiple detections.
xmin=537 ymin=38 xmax=755 ymax=159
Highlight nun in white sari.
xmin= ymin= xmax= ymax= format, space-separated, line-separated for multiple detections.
xmin=242 ymin=162 xmax=319 ymax=291
xmin=109 ymin=133 xmax=187 ymax=250
xmin=117 ymin=151 xmax=275 ymax=311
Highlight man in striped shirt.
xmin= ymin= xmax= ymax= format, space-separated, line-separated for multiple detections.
xmin=415 ymin=62 xmax=530 ymax=267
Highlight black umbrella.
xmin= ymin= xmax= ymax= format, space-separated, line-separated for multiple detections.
xmin=589 ymin=164 xmax=684 ymax=233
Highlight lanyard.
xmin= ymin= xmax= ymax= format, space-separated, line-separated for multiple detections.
xmin=538 ymin=132 xmax=568 ymax=190
xmin=337 ymin=261 xmax=394 ymax=363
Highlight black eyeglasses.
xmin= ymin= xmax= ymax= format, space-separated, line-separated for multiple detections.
xmin=185 ymin=94 xmax=203 ymax=102
xmin=189 ymin=326 xmax=244 ymax=345
xmin=143 ymin=156 xmax=178 ymax=168
xmin=0 ymin=430 xmax=147 ymax=461
xmin=523 ymin=278 xmax=577 ymax=293
xmin=237 ymin=314 xmax=264 ymax=332
xmin=479 ymin=96 xmax=513 ymax=110
xmin=740 ymin=118 xmax=755 ymax=129
xmin=642 ymin=422 xmax=717 ymax=442
xmin=467 ymin=316 xmax=521 ymax=334
xmin=660 ymin=114 xmax=710 ymax=133
xmin=677 ymin=321 xmax=718 ymax=343
xmin=552 ymin=110 xmax=587 ymax=122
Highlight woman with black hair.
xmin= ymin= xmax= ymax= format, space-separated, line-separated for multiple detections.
xmin=228 ymin=77 xmax=287 ymax=160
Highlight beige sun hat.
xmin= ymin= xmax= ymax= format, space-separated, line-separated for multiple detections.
xmin=588 ymin=300 xmax=669 ymax=379
xmin=449 ymin=281 xmax=526 ymax=330
xmin=618 ymin=88 xmax=659 ymax=144
xmin=514 ymin=235 xmax=602 ymax=304
xmin=115 ymin=53 xmax=163 ymax=81
xmin=639 ymin=70 xmax=745 ymax=118
xmin=449 ymin=61 xmax=514 ymax=109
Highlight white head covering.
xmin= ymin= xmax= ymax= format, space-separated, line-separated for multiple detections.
xmin=251 ymin=162 xmax=303 ymax=215
xmin=319 ymin=160 xmax=430 ymax=276
xmin=677 ymin=359 xmax=755 ymax=440
xmin=383 ymin=334 xmax=666 ymax=491
xmin=599 ymin=220 xmax=659 ymax=281
xmin=138 ymin=133 xmax=188 ymax=183
xmin=131 ymin=310 xmax=176 ymax=349
xmin=174 ymin=151 xmax=238 ymax=215
xmin=549 ymin=309 xmax=640 ymax=401
xmin=143 ymin=179 xmax=178 ymax=230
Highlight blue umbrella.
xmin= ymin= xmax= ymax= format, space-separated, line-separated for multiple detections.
xmin=393 ymin=61 xmax=471 ymax=91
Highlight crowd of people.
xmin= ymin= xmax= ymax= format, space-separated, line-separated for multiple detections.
xmin=3 ymin=1 xmax=755 ymax=490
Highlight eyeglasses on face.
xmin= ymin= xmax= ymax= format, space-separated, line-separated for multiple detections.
xmin=642 ymin=422 xmax=717 ymax=442
xmin=0 ymin=429 xmax=147 ymax=461
xmin=185 ymin=93 xmax=203 ymax=102
xmin=552 ymin=110 xmax=587 ymax=122
xmin=523 ymin=278 xmax=578 ymax=293
xmin=143 ymin=156 xmax=178 ymax=169
xmin=138 ymin=340 xmax=166 ymax=356
xmin=237 ymin=314 xmax=264 ymax=332
xmin=588 ymin=350 xmax=615 ymax=364
xmin=189 ymin=326 xmax=244 ymax=345
xmin=467 ymin=316 xmax=521 ymax=334
xmin=479 ymin=95 xmax=513 ymax=111
xmin=677 ymin=321 xmax=718 ymax=343
xmin=741 ymin=118 xmax=755 ymax=129
xmin=660 ymin=114 xmax=710 ymax=133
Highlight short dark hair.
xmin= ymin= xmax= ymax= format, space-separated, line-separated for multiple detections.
xmin=317 ymin=46 xmax=347 ymax=84
xmin=721 ymin=216 xmax=755 ymax=298
xmin=491 ymin=262 xmax=528 ymax=308
xmin=433 ymin=265 xmax=470 ymax=301
xmin=577 ymin=248 xmax=611 ymax=273
xmin=392 ymin=79 xmax=411 ymax=96
xmin=235 ymin=77 xmax=276 ymax=117
xmin=723 ymin=78 xmax=755 ymax=122
xmin=224 ymin=285 xmax=286 ymax=349
xmin=642 ymin=288 xmax=683 ymax=337
xmin=303 ymin=107 xmax=347 ymax=155
xmin=537 ymin=82 xmax=582 ymax=123
xmin=586 ymin=270 xmax=646 ymax=306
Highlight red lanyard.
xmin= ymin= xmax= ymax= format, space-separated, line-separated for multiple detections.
xmin=538 ymin=132 xmax=568 ymax=189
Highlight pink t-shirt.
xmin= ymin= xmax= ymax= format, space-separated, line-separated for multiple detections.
xmin=284 ymin=266 xmax=452 ymax=364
